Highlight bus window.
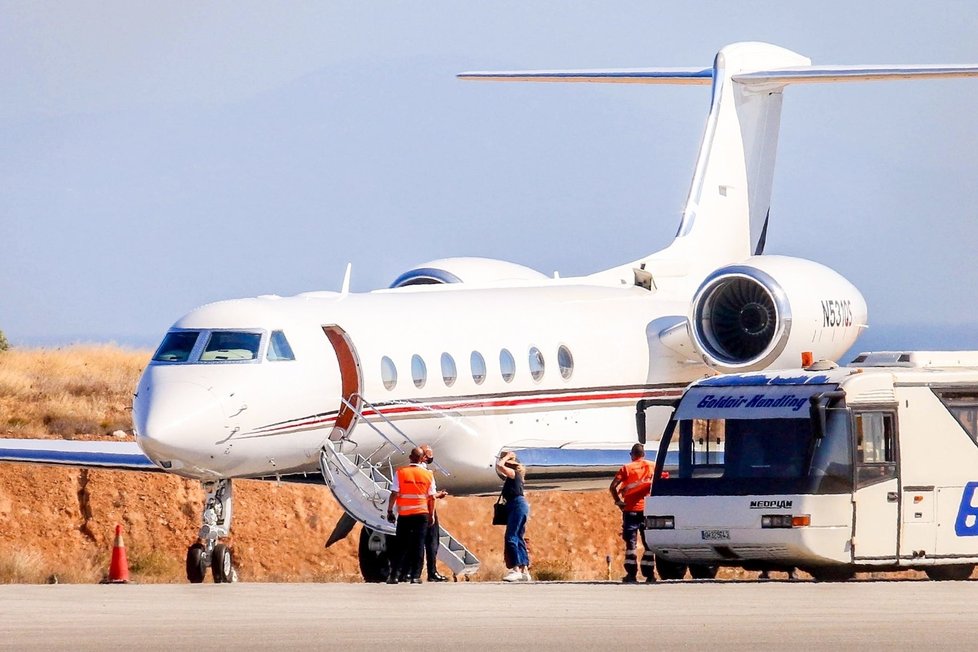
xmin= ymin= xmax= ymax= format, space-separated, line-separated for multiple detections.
xmin=932 ymin=389 xmax=978 ymax=444
xmin=657 ymin=407 xmax=852 ymax=496
xmin=854 ymin=411 xmax=896 ymax=488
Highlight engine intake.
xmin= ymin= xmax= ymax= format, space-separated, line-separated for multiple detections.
xmin=691 ymin=265 xmax=791 ymax=370
xmin=390 ymin=257 xmax=547 ymax=288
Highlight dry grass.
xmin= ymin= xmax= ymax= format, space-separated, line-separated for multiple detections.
xmin=0 ymin=346 xmax=150 ymax=439
xmin=0 ymin=547 xmax=102 ymax=584
xmin=531 ymin=558 xmax=574 ymax=581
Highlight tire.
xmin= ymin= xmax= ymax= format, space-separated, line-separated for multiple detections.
xmin=186 ymin=543 xmax=207 ymax=584
xmin=211 ymin=543 xmax=233 ymax=584
xmin=688 ymin=563 xmax=719 ymax=580
xmin=925 ymin=564 xmax=975 ymax=581
xmin=655 ymin=556 xmax=688 ymax=580
xmin=358 ymin=526 xmax=393 ymax=583
xmin=808 ymin=566 xmax=854 ymax=582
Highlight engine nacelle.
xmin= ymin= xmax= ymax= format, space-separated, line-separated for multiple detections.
xmin=390 ymin=257 xmax=548 ymax=288
xmin=689 ymin=255 xmax=867 ymax=373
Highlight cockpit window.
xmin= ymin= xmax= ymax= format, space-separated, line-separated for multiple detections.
xmin=267 ymin=330 xmax=295 ymax=361
xmin=200 ymin=331 xmax=262 ymax=361
xmin=152 ymin=331 xmax=201 ymax=362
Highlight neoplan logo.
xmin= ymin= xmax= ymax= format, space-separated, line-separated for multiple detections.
xmin=750 ymin=500 xmax=792 ymax=509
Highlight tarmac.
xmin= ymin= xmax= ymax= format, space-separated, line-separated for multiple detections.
xmin=1 ymin=579 xmax=975 ymax=650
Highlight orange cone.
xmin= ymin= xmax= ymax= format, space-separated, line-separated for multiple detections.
xmin=108 ymin=524 xmax=130 ymax=583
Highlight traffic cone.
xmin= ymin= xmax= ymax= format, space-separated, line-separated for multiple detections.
xmin=108 ymin=524 xmax=130 ymax=583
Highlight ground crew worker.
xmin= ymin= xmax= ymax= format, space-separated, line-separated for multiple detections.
xmin=386 ymin=446 xmax=436 ymax=584
xmin=420 ymin=444 xmax=449 ymax=582
xmin=609 ymin=443 xmax=656 ymax=583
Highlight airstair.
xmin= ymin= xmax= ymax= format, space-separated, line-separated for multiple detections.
xmin=318 ymin=396 xmax=480 ymax=578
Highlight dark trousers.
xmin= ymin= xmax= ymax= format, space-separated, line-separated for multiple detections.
xmin=393 ymin=514 xmax=429 ymax=581
xmin=424 ymin=511 xmax=440 ymax=577
xmin=622 ymin=511 xmax=655 ymax=579
xmin=503 ymin=496 xmax=530 ymax=568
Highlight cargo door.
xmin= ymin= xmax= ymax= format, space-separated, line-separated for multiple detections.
xmin=851 ymin=410 xmax=899 ymax=562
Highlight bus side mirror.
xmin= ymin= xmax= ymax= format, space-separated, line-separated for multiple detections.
xmin=809 ymin=396 xmax=826 ymax=439
xmin=810 ymin=391 xmax=846 ymax=439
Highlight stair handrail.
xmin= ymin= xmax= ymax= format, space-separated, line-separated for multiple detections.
xmin=342 ymin=393 xmax=451 ymax=476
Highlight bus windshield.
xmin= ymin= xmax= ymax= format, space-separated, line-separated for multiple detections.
xmin=653 ymin=384 xmax=852 ymax=496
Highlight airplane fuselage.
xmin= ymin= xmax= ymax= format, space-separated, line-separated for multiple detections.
xmin=132 ymin=268 xmax=864 ymax=494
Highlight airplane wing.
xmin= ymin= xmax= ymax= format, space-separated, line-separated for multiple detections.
xmin=0 ymin=438 xmax=160 ymax=472
xmin=501 ymin=440 xmax=664 ymax=490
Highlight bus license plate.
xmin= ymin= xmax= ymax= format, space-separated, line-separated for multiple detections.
xmin=701 ymin=529 xmax=730 ymax=541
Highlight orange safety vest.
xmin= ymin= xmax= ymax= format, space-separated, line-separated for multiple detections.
xmin=616 ymin=458 xmax=655 ymax=512
xmin=394 ymin=465 xmax=434 ymax=516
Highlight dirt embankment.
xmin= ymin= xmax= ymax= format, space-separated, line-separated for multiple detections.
xmin=0 ymin=462 xmax=632 ymax=583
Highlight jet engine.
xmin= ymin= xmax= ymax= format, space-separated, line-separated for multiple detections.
xmin=688 ymin=255 xmax=867 ymax=373
xmin=390 ymin=257 xmax=548 ymax=288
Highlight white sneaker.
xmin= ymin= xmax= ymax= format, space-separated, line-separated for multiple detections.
xmin=502 ymin=569 xmax=523 ymax=582
xmin=521 ymin=571 xmax=532 ymax=582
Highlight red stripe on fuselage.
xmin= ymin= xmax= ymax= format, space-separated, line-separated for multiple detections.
xmin=243 ymin=386 xmax=680 ymax=438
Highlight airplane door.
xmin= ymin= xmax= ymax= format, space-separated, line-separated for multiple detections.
xmin=851 ymin=410 xmax=899 ymax=563
xmin=322 ymin=325 xmax=363 ymax=441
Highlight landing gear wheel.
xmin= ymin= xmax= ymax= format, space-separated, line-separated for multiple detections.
xmin=211 ymin=543 xmax=233 ymax=583
xmin=925 ymin=564 xmax=975 ymax=581
xmin=689 ymin=563 xmax=720 ymax=579
xmin=186 ymin=543 xmax=207 ymax=584
xmin=358 ymin=526 xmax=393 ymax=583
xmin=808 ymin=566 xmax=854 ymax=582
xmin=655 ymin=556 xmax=688 ymax=580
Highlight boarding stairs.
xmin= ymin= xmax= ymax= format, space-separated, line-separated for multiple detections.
xmin=319 ymin=395 xmax=480 ymax=578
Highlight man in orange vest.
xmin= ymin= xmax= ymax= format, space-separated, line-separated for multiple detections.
xmin=386 ymin=446 xmax=436 ymax=584
xmin=609 ymin=443 xmax=656 ymax=583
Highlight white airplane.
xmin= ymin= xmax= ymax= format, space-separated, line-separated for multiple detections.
xmin=3 ymin=42 xmax=976 ymax=583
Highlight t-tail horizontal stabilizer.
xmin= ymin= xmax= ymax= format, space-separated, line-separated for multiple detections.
xmin=461 ymin=43 xmax=978 ymax=279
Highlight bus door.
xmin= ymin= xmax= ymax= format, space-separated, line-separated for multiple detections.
xmin=851 ymin=410 xmax=899 ymax=563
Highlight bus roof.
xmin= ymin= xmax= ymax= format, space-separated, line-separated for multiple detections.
xmin=692 ymin=351 xmax=978 ymax=391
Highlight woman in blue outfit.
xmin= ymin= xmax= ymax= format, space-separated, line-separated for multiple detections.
xmin=495 ymin=451 xmax=531 ymax=582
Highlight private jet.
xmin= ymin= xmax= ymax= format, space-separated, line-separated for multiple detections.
xmin=4 ymin=42 xmax=976 ymax=582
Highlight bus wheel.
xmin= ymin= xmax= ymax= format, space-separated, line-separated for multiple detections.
xmin=808 ymin=566 xmax=854 ymax=582
xmin=689 ymin=563 xmax=719 ymax=579
xmin=655 ymin=557 xmax=688 ymax=580
xmin=925 ymin=564 xmax=975 ymax=581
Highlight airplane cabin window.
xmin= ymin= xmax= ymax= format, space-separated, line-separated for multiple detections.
xmin=152 ymin=331 xmax=200 ymax=363
xmin=381 ymin=356 xmax=397 ymax=390
xmin=411 ymin=354 xmax=427 ymax=388
xmin=267 ymin=330 xmax=296 ymax=361
xmin=500 ymin=348 xmax=516 ymax=383
xmin=528 ymin=346 xmax=545 ymax=381
xmin=558 ymin=345 xmax=574 ymax=380
xmin=199 ymin=331 xmax=262 ymax=362
xmin=441 ymin=353 xmax=457 ymax=387
xmin=471 ymin=351 xmax=487 ymax=385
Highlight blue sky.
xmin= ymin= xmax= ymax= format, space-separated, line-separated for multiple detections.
xmin=2 ymin=2 xmax=977 ymax=354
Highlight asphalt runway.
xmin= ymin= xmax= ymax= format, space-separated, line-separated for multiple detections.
xmin=1 ymin=579 xmax=975 ymax=650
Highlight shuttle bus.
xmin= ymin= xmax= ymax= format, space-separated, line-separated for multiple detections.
xmin=644 ymin=351 xmax=978 ymax=581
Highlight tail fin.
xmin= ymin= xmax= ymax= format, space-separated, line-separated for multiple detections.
xmin=460 ymin=42 xmax=978 ymax=278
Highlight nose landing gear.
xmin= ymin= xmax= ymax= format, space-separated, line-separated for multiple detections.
xmin=185 ymin=479 xmax=237 ymax=583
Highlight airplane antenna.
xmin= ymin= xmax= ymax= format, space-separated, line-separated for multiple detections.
xmin=340 ymin=263 xmax=352 ymax=296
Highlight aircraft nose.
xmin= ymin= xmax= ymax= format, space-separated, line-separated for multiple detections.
xmin=133 ymin=380 xmax=226 ymax=468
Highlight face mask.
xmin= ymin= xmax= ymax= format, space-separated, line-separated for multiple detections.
xmin=426 ymin=456 xmax=434 ymax=463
